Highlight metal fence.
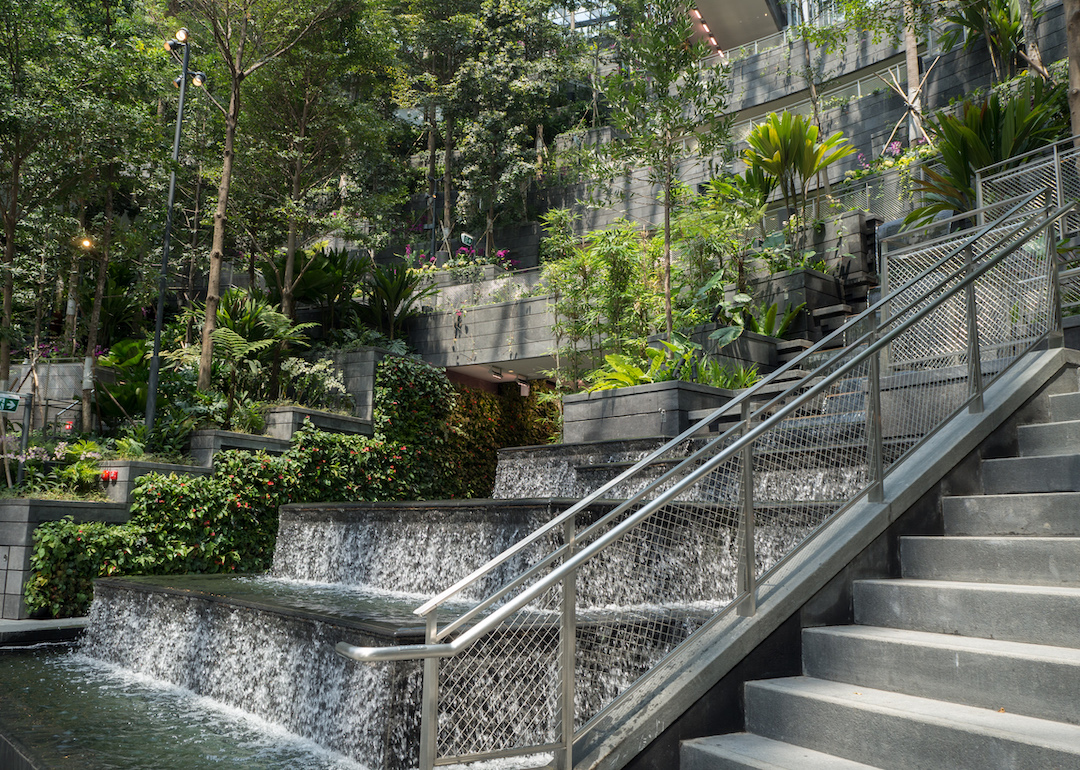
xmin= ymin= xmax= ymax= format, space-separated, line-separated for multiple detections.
xmin=337 ymin=192 xmax=1067 ymax=770
xmin=976 ymin=136 xmax=1080 ymax=314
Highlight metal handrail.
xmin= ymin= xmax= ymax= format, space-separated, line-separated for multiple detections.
xmin=337 ymin=191 xmax=1067 ymax=770
xmin=338 ymin=189 xmax=1051 ymax=663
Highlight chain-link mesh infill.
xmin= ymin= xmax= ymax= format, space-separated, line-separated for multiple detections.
xmin=978 ymin=141 xmax=1080 ymax=315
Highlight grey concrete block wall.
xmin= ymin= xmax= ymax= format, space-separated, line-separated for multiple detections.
xmin=329 ymin=347 xmax=388 ymax=421
xmin=0 ymin=500 xmax=128 ymax=619
xmin=409 ymin=296 xmax=557 ymax=369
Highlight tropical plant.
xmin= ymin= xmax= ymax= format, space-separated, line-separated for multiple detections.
xmin=742 ymin=111 xmax=855 ymax=248
xmin=355 ymin=262 xmax=438 ymax=341
xmin=939 ymin=0 xmax=1028 ymax=83
xmin=587 ymin=335 xmax=760 ymax=391
xmin=95 ymin=339 xmax=150 ymax=429
xmin=908 ymin=76 xmax=1068 ymax=225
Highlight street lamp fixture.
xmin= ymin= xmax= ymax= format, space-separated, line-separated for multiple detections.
xmin=146 ymin=27 xmax=202 ymax=441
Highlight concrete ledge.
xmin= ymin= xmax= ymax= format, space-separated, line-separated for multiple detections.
xmin=98 ymin=460 xmax=210 ymax=505
xmin=263 ymin=405 xmax=373 ymax=440
xmin=0 ymin=500 xmax=128 ymax=620
xmin=188 ymin=430 xmax=291 ymax=468
xmin=564 ymin=382 xmax=739 ymax=443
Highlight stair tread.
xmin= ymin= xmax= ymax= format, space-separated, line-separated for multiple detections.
xmin=855 ymin=577 xmax=1080 ymax=596
xmin=748 ymin=677 xmax=1080 ymax=752
xmin=806 ymin=625 xmax=1080 ymax=663
xmin=684 ymin=733 xmax=881 ymax=769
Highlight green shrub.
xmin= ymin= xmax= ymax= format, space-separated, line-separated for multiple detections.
xmin=25 ymin=519 xmax=145 ymax=618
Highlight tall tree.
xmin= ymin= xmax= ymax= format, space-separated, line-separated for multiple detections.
xmin=0 ymin=0 xmax=72 ymax=382
xmin=392 ymin=0 xmax=482 ymax=254
xmin=598 ymin=0 xmax=731 ymax=341
xmin=181 ymin=0 xmax=352 ymax=391
xmin=234 ymin=7 xmax=402 ymax=320
xmin=453 ymin=0 xmax=583 ymax=256
xmin=67 ymin=0 xmax=163 ymax=431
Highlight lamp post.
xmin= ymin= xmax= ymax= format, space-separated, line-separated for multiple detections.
xmin=146 ymin=28 xmax=205 ymax=440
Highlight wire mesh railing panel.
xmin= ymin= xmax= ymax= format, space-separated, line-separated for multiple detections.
xmin=435 ymin=584 xmax=564 ymax=758
xmin=749 ymin=357 xmax=873 ymax=579
xmin=829 ymin=165 xmax=929 ymax=224
xmin=979 ymin=141 xmax=1080 ymax=239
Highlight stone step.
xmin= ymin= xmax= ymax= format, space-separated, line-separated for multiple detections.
xmin=1017 ymin=419 xmax=1080 ymax=457
xmin=802 ymin=625 xmax=1080 ymax=725
xmin=852 ymin=578 xmax=1080 ymax=649
xmin=899 ymin=536 xmax=1080 ymax=586
xmin=1049 ymin=390 xmax=1080 ymax=422
xmin=744 ymin=677 xmax=1080 ymax=769
xmin=980 ymin=454 xmax=1080 ymax=494
xmin=941 ymin=492 xmax=1080 ymax=536
xmin=681 ymin=733 xmax=880 ymax=770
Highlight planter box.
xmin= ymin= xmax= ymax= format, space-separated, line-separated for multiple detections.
xmin=188 ymin=430 xmax=291 ymax=468
xmin=563 ymin=381 xmax=738 ymax=443
xmin=0 ymin=498 xmax=128 ymax=619
xmin=263 ymin=406 xmax=373 ymax=440
xmin=98 ymin=460 xmax=211 ymax=506
xmin=409 ymin=295 xmax=557 ymax=369
xmin=728 ymin=268 xmax=845 ymax=340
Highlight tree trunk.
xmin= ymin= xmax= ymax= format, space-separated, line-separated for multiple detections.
xmin=427 ymin=102 xmax=438 ymax=261
xmin=662 ymin=157 xmax=673 ymax=343
xmin=198 ymin=81 xmax=242 ymax=392
xmin=442 ymin=112 xmax=454 ymax=254
xmin=282 ymin=91 xmax=311 ymax=321
xmin=1 ymin=154 xmax=21 ymax=384
xmin=1068 ymin=0 xmax=1080 ymax=144
xmin=1018 ymin=0 xmax=1050 ymax=80
xmin=903 ymin=0 xmax=924 ymax=140
xmin=82 ymin=185 xmax=113 ymax=433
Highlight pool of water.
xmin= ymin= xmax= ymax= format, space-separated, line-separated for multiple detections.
xmin=0 ymin=643 xmax=370 ymax=769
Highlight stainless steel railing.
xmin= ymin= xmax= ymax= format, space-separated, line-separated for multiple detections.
xmin=338 ymin=190 xmax=1069 ymax=770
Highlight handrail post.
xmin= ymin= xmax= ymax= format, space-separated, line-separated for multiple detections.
xmin=964 ymin=245 xmax=985 ymax=413
xmin=556 ymin=516 xmax=577 ymax=770
xmin=867 ymin=312 xmax=885 ymax=503
xmin=737 ymin=401 xmax=756 ymax=617
xmin=419 ymin=612 xmax=440 ymax=770
xmin=1054 ymin=144 xmax=1065 ymax=243
xmin=975 ymin=167 xmax=984 ymax=227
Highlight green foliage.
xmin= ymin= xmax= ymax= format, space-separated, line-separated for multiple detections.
xmin=95 ymin=339 xmax=149 ymax=428
xmin=540 ymin=219 xmax=663 ymax=381
xmin=939 ymin=0 xmax=1027 ymax=83
xmin=372 ymin=354 xmax=457 ymax=499
xmin=743 ymin=111 xmax=855 ymax=246
xmin=25 ymin=519 xmax=144 ymax=618
xmin=587 ymin=335 xmax=761 ymax=391
xmin=445 ymin=382 xmax=559 ymax=497
xmin=908 ymin=76 xmax=1068 ymax=225
xmin=25 ymin=366 xmax=476 ymax=618
xmin=356 ymin=262 xmax=438 ymax=341
xmin=713 ymin=295 xmax=808 ymax=339
xmin=278 ymin=357 xmax=353 ymax=413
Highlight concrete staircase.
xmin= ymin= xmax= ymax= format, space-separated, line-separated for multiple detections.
xmin=681 ymin=388 xmax=1080 ymax=769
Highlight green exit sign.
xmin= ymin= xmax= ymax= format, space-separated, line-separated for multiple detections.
xmin=0 ymin=392 xmax=20 ymax=413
